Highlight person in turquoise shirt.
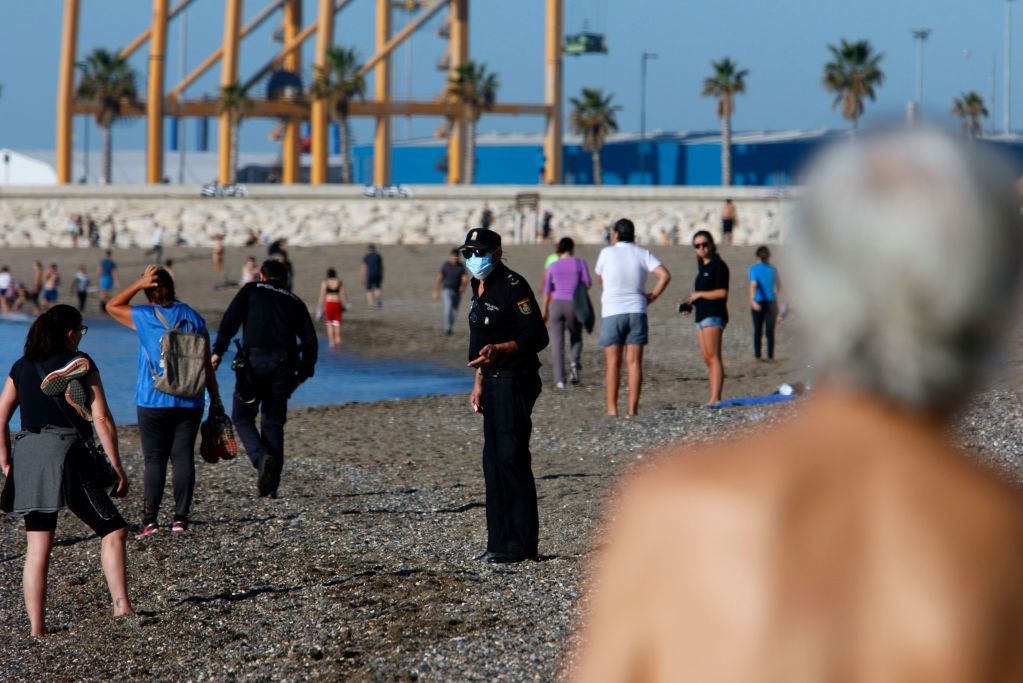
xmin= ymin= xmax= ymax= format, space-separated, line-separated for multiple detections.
xmin=748 ymin=246 xmax=781 ymax=360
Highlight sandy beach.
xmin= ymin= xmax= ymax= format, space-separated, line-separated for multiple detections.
xmin=2 ymin=242 xmax=1021 ymax=680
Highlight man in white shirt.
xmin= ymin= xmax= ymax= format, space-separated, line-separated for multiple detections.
xmin=0 ymin=266 xmax=11 ymax=314
xmin=594 ymin=219 xmax=671 ymax=416
xmin=145 ymin=225 xmax=165 ymax=265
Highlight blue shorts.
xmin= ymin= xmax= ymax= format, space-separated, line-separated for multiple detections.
xmin=366 ymin=276 xmax=382 ymax=290
xmin=43 ymin=289 xmax=58 ymax=302
xmin=599 ymin=313 xmax=648 ymax=347
xmin=696 ymin=316 xmax=727 ymax=330
xmin=100 ymin=275 xmax=114 ymax=291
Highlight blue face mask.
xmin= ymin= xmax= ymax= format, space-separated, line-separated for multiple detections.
xmin=466 ymin=253 xmax=496 ymax=279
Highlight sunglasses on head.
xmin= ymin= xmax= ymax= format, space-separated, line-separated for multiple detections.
xmin=693 ymin=242 xmax=711 ymax=250
xmin=460 ymin=247 xmax=492 ymax=259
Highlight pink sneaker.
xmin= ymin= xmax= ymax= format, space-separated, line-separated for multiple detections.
xmin=134 ymin=523 xmax=159 ymax=539
xmin=170 ymin=520 xmax=187 ymax=534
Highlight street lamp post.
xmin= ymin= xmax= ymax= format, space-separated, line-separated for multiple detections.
xmin=177 ymin=6 xmax=187 ymax=184
xmin=911 ymin=27 xmax=931 ymax=120
xmin=1006 ymin=0 xmax=1016 ymax=134
xmin=639 ymin=51 xmax=658 ymax=181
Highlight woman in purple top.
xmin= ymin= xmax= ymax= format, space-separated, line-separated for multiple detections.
xmin=542 ymin=237 xmax=592 ymax=388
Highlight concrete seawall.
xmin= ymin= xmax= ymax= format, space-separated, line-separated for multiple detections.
xmin=0 ymin=185 xmax=796 ymax=248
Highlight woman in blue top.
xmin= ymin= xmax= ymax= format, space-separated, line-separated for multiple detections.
xmin=748 ymin=246 xmax=781 ymax=361
xmin=106 ymin=265 xmax=222 ymax=537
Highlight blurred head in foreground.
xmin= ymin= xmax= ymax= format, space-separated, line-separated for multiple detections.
xmin=791 ymin=128 xmax=1022 ymax=413
xmin=571 ymin=130 xmax=1023 ymax=683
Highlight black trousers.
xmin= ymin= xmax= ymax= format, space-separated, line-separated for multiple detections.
xmin=480 ymin=371 xmax=542 ymax=557
xmin=232 ymin=353 xmax=292 ymax=473
xmin=137 ymin=406 xmax=203 ymax=525
xmin=752 ymin=301 xmax=779 ymax=359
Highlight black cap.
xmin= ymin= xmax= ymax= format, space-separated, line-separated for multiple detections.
xmin=460 ymin=228 xmax=501 ymax=251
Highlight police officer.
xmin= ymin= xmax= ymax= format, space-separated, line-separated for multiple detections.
xmin=463 ymin=228 xmax=550 ymax=563
xmin=211 ymin=260 xmax=318 ymax=498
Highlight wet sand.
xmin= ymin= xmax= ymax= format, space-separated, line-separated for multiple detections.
xmin=1 ymin=243 xmax=1020 ymax=680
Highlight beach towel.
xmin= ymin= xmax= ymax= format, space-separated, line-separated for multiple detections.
xmin=707 ymin=393 xmax=797 ymax=409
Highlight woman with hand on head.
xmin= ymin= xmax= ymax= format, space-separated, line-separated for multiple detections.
xmin=0 ymin=304 xmax=132 ymax=636
xmin=681 ymin=230 xmax=730 ymax=405
xmin=106 ymin=265 xmax=222 ymax=538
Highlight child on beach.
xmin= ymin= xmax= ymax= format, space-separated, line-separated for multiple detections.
xmin=240 ymin=257 xmax=259 ymax=285
xmin=72 ymin=265 xmax=90 ymax=312
xmin=42 ymin=263 xmax=60 ymax=312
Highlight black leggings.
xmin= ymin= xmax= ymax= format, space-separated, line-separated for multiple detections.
xmin=24 ymin=445 xmax=127 ymax=537
xmin=752 ymin=301 xmax=779 ymax=360
xmin=137 ymin=406 xmax=203 ymax=525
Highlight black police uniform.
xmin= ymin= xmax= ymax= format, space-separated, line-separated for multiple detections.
xmin=213 ymin=280 xmax=318 ymax=496
xmin=468 ymin=257 xmax=549 ymax=560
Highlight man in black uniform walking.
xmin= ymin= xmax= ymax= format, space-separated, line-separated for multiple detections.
xmin=462 ymin=228 xmax=549 ymax=563
xmin=211 ymin=260 xmax=318 ymax=497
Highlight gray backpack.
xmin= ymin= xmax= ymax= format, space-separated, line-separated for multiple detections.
xmin=144 ymin=307 xmax=209 ymax=399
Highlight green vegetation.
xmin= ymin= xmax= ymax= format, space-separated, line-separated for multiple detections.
xmin=823 ymin=39 xmax=885 ymax=133
xmin=952 ymin=91 xmax=988 ymax=138
xmin=310 ymin=46 xmax=367 ymax=184
xmin=569 ymin=87 xmax=619 ymax=186
xmin=448 ymin=61 xmax=498 ymax=184
xmin=701 ymin=58 xmax=748 ymax=187
xmin=76 ymin=48 xmax=138 ymax=184
xmin=215 ymin=82 xmax=254 ymax=184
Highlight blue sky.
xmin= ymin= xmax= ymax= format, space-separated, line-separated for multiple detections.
xmin=0 ymin=0 xmax=1013 ymax=154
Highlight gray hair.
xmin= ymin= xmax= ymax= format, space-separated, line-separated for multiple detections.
xmin=790 ymin=129 xmax=1023 ymax=413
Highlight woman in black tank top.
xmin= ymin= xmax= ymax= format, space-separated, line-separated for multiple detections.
xmin=0 ymin=305 xmax=133 ymax=635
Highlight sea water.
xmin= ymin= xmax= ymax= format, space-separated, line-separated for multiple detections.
xmin=0 ymin=316 xmax=472 ymax=425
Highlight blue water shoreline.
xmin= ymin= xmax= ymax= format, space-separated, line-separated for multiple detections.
xmin=0 ymin=316 xmax=473 ymax=425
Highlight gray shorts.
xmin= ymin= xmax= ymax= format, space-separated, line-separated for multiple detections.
xmin=600 ymin=313 xmax=648 ymax=347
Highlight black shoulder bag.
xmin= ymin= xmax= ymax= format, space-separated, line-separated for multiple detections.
xmin=34 ymin=363 xmax=118 ymax=490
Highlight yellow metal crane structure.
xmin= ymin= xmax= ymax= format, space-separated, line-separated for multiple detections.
xmin=55 ymin=0 xmax=564 ymax=186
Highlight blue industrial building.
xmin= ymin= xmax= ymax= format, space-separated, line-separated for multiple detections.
xmin=216 ymin=126 xmax=1023 ymax=186
xmin=346 ymin=130 xmax=839 ymax=186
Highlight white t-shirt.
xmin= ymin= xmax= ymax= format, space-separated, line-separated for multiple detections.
xmin=594 ymin=241 xmax=663 ymax=317
xmin=0 ymin=272 xmax=11 ymax=292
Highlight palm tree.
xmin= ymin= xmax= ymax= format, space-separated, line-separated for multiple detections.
xmin=310 ymin=46 xmax=366 ymax=184
xmin=951 ymin=91 xmax=989 ymax=138
xmin=569 ymin=87 xmax=619 ymax=185
xmin=447 ymin=61 xmax=498 ymax=184
xmin=701 ymin=58 xmax=749 ymax=187
xmin=215 ymin=82 xmax=254 ymax=184
xmin=76 ymin=48 xmax=138 ymax=184
xmin=822 ymin=39 xmax=885 ymax=132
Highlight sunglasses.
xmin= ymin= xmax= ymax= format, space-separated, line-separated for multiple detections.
xmin=693 ymin=242 xmax=711 ymax=250
xmin=460 ymin=247 xmax=492 ymax=259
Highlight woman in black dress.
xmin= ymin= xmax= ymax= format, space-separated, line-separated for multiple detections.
xmin=0 ymin=304 xmax=132 ymax=635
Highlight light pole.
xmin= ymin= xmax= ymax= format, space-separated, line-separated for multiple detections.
xmin=1006 ymin=0 xmax=1016 ymax=134
xmin=177 ymin=6 xmax=187 ymax=184
xmin=392 ymin=1 xmax=428 ymax=140
xmin=639 ymin=51 xmax=658 ymax=180
xmin=911 ymin=28 xmax=931 ymax=117
xmin=82 ymin=116 xmax=89 ymax=184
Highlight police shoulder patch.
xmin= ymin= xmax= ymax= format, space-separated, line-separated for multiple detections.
xmin=516 ymin=298 xmax=532 ymax=315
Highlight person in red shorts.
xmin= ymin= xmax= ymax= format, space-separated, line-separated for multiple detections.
xmin=317 ymin=268 xmax=349 ymax=348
